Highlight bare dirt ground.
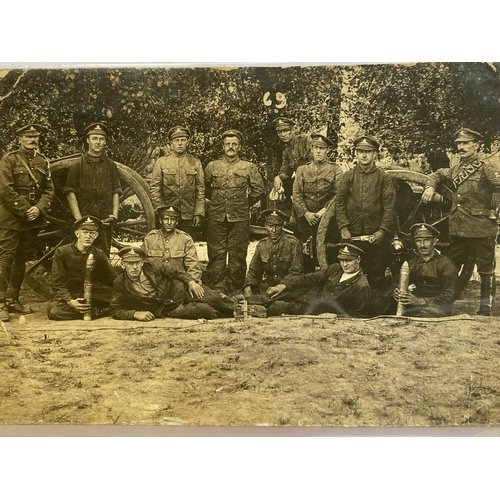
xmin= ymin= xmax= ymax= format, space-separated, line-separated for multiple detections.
xmin=1 ymin=281 xmax=500 ymax=429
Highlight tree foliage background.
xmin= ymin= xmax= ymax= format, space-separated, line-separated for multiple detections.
xmin=0 ymin=63 xmax=499 ymax=181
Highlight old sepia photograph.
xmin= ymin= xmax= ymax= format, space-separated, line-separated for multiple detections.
xmin=0 ymin=62 xmax=499 ymax=430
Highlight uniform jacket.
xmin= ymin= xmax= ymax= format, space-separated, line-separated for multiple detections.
xmin=0 ymin=149 xmax=54 ymax=230
xmin=279 ymin=134 xmax=312 ymax=180
xmin=50 ymin=242 xmax=117 ymax=302
xmin=292 ymin=160 xmax=343 ymax=217
xmin=63 ymin=153 xmax=122 ymax=219
xmin=142 ymin=228 xmax=202 ymax=282
xmin=205 ymin=156 xmax=265 ymax=222
xmin=426 ymin=157 xmax=500 ymax=237
xmin=150 ymin=153 xmax=205 ymax=220
xmin=286 ymin=263 xmax=371 ymax=317
xmin=245 ymin=233 xmax=303 ymax=288
xmin=335 ymin=164 xmax=396 ymax=235
xmin=110 ymin=259 xmax=192 ymax=320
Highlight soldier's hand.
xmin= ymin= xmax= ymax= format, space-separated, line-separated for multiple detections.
xmin=26 ymin=206 xmax=40 ymax=221
xmin=421 ymin=186 xmax=435 ymax=204
xmin=304 ymin=212 xmax=319 ymax=226
xmin=273 ymin=175 xmax=283 ymax=191
xmin=370 ymin=230 xmax=385 ymax=245
xmin=188 ymin=281 xmax=205 ymax=299
xmin=267 ymin=284 xmax=286 ymax=298
xmin=133 ymin=311 xmax=155 ymax=322
xmin=340 ymin=227 xmax=352 ymax=241
xmin=68 ymin=298 xmax=91 ymax=313
xmin=193 ymin=215 xmax=203 ymax=227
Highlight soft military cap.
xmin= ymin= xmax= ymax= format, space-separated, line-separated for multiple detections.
xmin=262 ymin=209 xmax=288 ymax=225
xmin=168 ymin=126 xmax=191 ymax=141
xmin=410 ymin=223 xmax=440 ymax=238
xmin=222 ymin=129 xmax=244 ymax=143
xmin=158 ymin=205 xmax=181 ymax=217
xmin=336 ymin=243 xmax=364 ymax=260
xmin=84 ymin=122 xmax=109 ymax=137
xmin=272 ymin=117 xmax=295 ymax=131
xmin=75 ymin=215 xmax=102 ymax=231
xmin=17 ymin=124 xmax=43 ymax=137
xmin=454 ymin=128 xmax=485 ymax=143
xmin=311 ymin=133 xmax=334 ymax=148
xmin=118 ymin=246 xmax=147 ymax=262
xmin=353 ymin=135 xmax=380 ymax=152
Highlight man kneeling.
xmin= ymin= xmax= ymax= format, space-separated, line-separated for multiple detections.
xmin=111 ymin=247 xmax=235 ymax=321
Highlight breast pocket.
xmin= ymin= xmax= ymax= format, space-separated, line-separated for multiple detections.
xmin=303 ymin=180 xmax=317 ymax=196
xmin=317 ymin=174 xmax=335 ymax=193
xmin=228 ymin=170 xmax=247 ymax=190
xmin=211 ymin=174 xmax=226 ymax=189
xmin=184 ymin=170 xmax=197 ymax=188
xmin=12 ymin=167 xmax=31 ymax=188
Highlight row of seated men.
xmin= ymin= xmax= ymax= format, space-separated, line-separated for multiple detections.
xmin=43 ymin=204 xmax=458 ymax=322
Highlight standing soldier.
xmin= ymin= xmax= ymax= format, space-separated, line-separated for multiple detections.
xmin=421 ymin=128 xmax=500 ymax=316
xmin=204 ymin=129 xmax=265 ymax=294
xmin=150 ymin=126 xmax=205 ymax=235
xmin=0 ymin=124 xmax=54 ymax=320
xmin=271 ymin=117 xmax=312 ymax=219
xmin=293 ymin=134 xmax=343 ymax=272
xmin=335 ymin=135 xmax=396 ymax=295
xmin=63 ymin=122 xmax=122 ymax=256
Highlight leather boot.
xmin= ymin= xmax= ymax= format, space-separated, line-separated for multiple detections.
xmin=6 ymin=298 xmax=33 ymax=315
xmin=477 ymin=275 xmax=496 ymax=316
xmin=0 ymin=301 xmax=10 ymax=322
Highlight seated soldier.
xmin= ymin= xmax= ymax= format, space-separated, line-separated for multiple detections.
xmin=390 ymin=223 xmax=458 ymax=317
xmin=243 ymin=209 xmax=303 ymax=303
xmin=111 ymin=247 xmax=235 ymax=321
xmin=143 ymin=205 xmax=203 ymax=300
xmin=266 ymin=243 xmax=371 ymax=317
xmin=47 ymin=216 xmax=117 ymax=320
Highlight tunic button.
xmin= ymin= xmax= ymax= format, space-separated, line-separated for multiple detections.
xmin=457 ymin=204 xmax=460 ymax=207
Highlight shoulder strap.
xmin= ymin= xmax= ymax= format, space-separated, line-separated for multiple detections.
xmin=451 ymin=160 xmax=482 ymax=191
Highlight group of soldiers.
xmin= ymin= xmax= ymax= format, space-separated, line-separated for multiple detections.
xmin=0 ymin=118 xmax=498 ymax=323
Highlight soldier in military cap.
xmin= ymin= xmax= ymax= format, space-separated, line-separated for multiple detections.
xmin=271 ymin=117 xmax=312 ymax=218
xmin=0 ymin=124 xmax=55 ymax=321
xmin=421 ymin=128 xmax=500 ymax=316
xmin=267 ymin=242 xmax=371 ymax=317
xmin=47 ymin=216 xmax=117 ymax=320
xmin=110 ymin=245 xmax=235 ymax=321
xmin=389 ymin=223 xmax=458 ymax=317
xmin=243 ymin=209 xmax=303 ymax=299
xmin=142 ymin=205 xmax=203 ymax=300
xmin=335 ymin=135 xmax=396 ymax=300
xmin=204 ymin=129 xmax=265 ymax=294
xmin=64 ymin=122 xmax=122 ymax=256
xmin=150 ymin=126 xmax=205 ymax=235
xmin=292 ymin=133 xmax=343 ymax=272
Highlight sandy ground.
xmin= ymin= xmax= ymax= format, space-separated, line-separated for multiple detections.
xmin=1 ymin=280 xmax=499 ymax=429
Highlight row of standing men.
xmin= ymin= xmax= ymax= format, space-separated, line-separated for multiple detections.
xmin=0 ymin=120 xmax=498 ymax=321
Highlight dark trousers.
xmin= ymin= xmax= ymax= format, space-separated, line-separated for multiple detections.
xmin=0 ymin=227 xmax=38 ymax=301
xmin=206 ymin=218 xmax=249 ymax=294
xmin=446 ymin=235 xmax=496 ymax=277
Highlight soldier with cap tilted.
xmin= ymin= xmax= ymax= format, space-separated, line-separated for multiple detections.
xmin=204 ymin=129 xmax=265 ymax=294
xmin=267 ymin=243 xmax=371 ymax=317
xmin=47 ymin=216 xmax=117 ymax=320
xmin=0 ymin=124 xmax=54 ymax=321
xmin=292 ymin=133 xmax=343 ymax=272
xmin=150 ymin=126 xmax=205 ymax=234
xmin=421 ymin=128 xmax=500 ymax=316
xmin=64 ymin=122 xmax=122 ymax=255
xmin=390 ymin=223 xmax=458 ymax=317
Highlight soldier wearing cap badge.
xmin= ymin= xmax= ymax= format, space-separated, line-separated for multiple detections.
xmin=271 ymin=117 xmax=312 ymax=218
xmin=110 ymin=245 xmax=236 ymax=321
xmin=150 ymin=126 xmax=205 ymax=234
xmin=47 ymin=216 xmax=117 ymax=320
xmin=422 ymin=128 xmax=500 ymax=316
xmin=292 ymin=133 xmax=343 ymax=272
xmin=204 ymin=129 xmax=265 ymax=294
xmin=64 ymin=122 xmax=122 ymax=256
xmin=335 ymin=135 xmax=396 ymax=298
xmin=266 ymin=243 xmax=371 ymax=317
xmin=389 ymin=223 xmax=458 ymax=317
xmin=0 ymin=123 xmax=55 ymax=321
xmin=243 ymin=209 xmax=303 ymax=299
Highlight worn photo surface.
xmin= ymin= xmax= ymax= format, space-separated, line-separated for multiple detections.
xmin=1 ymin=63 xmax=499 ymax=428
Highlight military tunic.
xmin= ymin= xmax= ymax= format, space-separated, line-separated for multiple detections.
xmin=150 ymin=153 xmax=205 ymax=222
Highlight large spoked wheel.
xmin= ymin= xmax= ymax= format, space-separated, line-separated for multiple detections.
xmin=24 ymin=154 xmax=156 ymax=299
xmin=316 ymin=169 xmax=453 ymax=269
